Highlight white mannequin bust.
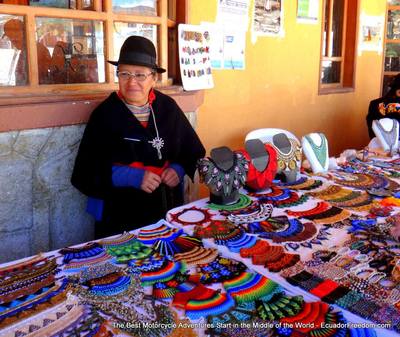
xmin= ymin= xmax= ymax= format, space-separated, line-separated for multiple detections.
xmin=301 ymin=133 xmax=329 ymax=173
xmin=372 ymin=118 xmax=399 ymax=154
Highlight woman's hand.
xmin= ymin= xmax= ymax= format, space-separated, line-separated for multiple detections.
xmin=141 ymin=171 xmax=162 ymax=193
xmin=161 ymin=168 xmax=180 ymax=188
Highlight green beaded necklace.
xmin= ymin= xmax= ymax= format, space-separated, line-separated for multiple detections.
xmin=304 ymin=133 xmax=327 ymax=167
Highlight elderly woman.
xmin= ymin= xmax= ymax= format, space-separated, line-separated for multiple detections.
xmin=367 ymin=74 xmax=400 ymax=139
xmin=71 ymin=36 xmax=205 ymax=239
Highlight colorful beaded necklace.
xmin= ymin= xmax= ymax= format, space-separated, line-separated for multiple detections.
xmin=167 ymin=206 xmax=215 ymax=226
xmin=223 ymin=272 xmax=283 ymax=304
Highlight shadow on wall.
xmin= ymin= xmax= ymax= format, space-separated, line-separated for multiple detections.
xmin=0 ymin=125 xmax=94 ymax=264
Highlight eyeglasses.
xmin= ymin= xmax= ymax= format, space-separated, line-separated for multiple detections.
xmin=117 ymin=70 xmax=155 ymax=82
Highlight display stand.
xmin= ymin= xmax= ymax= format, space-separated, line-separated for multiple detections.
xmin=272 ymin=133 xmax=300 ymax=183
xmin=197 ymin=146 xmax=249 ymax=205
xmin=245 ymin=138 xmax=269 ymax=172
xmin=301 ymin=133 xmax=329 ymax=173
xmin=372 ymin=118 xmax=399 ymax=155
xmin=209 ymin=147 xmax=239 ymax=204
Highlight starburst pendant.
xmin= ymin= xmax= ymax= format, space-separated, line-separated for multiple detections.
xmin=149 ymin=136 xmax=164 ymax=159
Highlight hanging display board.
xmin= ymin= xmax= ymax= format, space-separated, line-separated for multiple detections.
xmin=178 ymin=24 xmax=214 ymax=91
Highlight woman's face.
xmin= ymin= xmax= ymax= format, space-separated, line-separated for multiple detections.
xmin=117 ymin=64 xmax=156 ymax=106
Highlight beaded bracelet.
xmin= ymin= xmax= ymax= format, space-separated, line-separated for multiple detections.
xmin=379 ymin=276 xmax=397 ymax=290
xmin=286 ymin=270 xmax=314 ymax=286
xmin=353 ymin=267 xmax=377 ymax=280
xmin=266 ymin=253 xmax=300 ymax=273
xmin=298 ymin=275 xmax=324 ymax=291
xmin=335 ymin=290 xmax=364 ymax=309
xmin=321 ymin=285 xmax=350 ymax=304
xmin=309 ymin=279 xmax=339 ymax=298
xmin=351 ymin=298 xmax=382 ymax=319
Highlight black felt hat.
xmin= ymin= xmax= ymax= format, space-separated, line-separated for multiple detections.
xmin=108 ymin=35 xmax=165 ymax=73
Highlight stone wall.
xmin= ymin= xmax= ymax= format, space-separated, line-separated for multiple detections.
xmin=0 ymin=125 xmax=94 ymax=263
xmin=0 ymin=111 xmax=199 ymax=263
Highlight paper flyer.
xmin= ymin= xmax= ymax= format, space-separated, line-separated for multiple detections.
xmin=178 ymin=24 xmax=214 ymax=90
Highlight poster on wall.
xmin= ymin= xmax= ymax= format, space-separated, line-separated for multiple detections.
xmin=296 ymin=0 xmax=319 ymax=23
xmin=200 ymin=22 xmax=224 ymax=69
xmin=201 ymin=22 xmax=246 ymax=70
xmin=251 ymin=0 xmax=284 ymax=37
xmin=217 ymin=0 xmax=250 ymax=32
xmin=223 ymin=29 xmax=246 ymax=69
xmin=178 ymin=24 xmax=214 ymax=91
xmin=358 ymin=13 xmax=384 ymax=54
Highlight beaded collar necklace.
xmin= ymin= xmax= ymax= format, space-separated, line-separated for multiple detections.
xmin=136 ymin=223 xmax=183 ymax=244
xmin=257 ymin=292 xmax=304 ymax=321
xmin=227 ymin=203 xmax=273 ymax=225
xmin=374 ymin=119 xmax=398 ymax=154
xmin=278 ymin=176 xmax=323 ymax=191
xmin=304 ymin=133 xmax=328 ymax=167
xmin=167 ymin=206 xmax=215 ymax=226
xmin=198 ymin=152 xmax=248 ymax=196
xmin=272 ymin=138 xmax=302 ymax=171
xmin=174 ymin=247 xmax=219 ymax=266
xmin=223 ymin=272 xmax=283 ymax=303
xmin=206 ymin=193 xmax=252 ymax=211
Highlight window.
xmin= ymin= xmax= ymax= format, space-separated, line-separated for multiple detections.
xmin=0 ymin=0 xmax=183 ymax=99
xmin=382 ymin=0 xmax=400 ymax=95
xmin=319 ymin=0 xmax=358 ymax=94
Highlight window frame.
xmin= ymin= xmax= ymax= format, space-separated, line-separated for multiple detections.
xmin=318 ymin=0 xmax=358 ymax=95
xmin=0 ymin=0 xmax=184 ymax=103
xmin=381 ymin=3 xmax=400 ymax=96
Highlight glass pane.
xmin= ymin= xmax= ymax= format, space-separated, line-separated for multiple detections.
xmin=385 ymin=43 xmax=400 ymax=71
xmin=22 ymin=0 xmax=97 ymax=10
xmin=322 ymin=0 xmax=330 ymax=56
xmin=168 ymin=27 xmax=177 ymax=82
xmin=388 ymin=10 xmax=400 ymax=39
xmin=113 ymin=0 xmax=157 ymax=16
xmin=36 ymin=17 xmax=105 ymax=84
xmin=168 ymin=0 xmax=176 ymax=21
xmin=382 ymin=74 xmax=397 ymax=96
xmin=30 ymin=0 xmax=69 ymax=8
xmin=321 ymin=60 xmax=341 ymax=83
xmin=331 ymin=0 xmax=344 ymax=57
xmin=113 ymin=22 xmax=157 ymax=81
xmin=0 ymin=0 xmax=29 ymax=4
xmin=389 ymin=0 xmax=400 ymax=5
xmin=0 ymin=15 xmax=28 ymax=86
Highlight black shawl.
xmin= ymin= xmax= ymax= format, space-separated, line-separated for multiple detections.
xmin=71 ymin=90 xmax=205 ymax=229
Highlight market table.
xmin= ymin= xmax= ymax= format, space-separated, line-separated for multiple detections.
xmin=1 ymin=155 xmax=400 ymax=337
